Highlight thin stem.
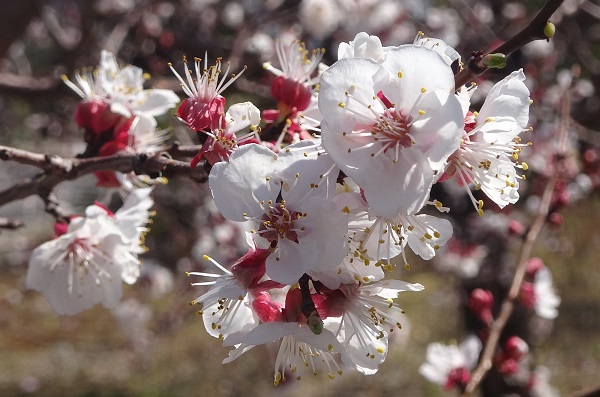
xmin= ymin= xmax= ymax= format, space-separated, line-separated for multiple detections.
xmin=455 ymin=0 xmax=566 ymax=89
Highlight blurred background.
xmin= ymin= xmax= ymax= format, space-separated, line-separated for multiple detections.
xmin=1 ymin=0 xmax=600 ymax=395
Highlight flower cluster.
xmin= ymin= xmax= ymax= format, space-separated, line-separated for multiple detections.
xmin=27 ymin=29 xmax=534 ymax=385
xmin=63 ymin=51 xmax=179 ymax=188
xmin=177 ymin=32 xmax=532 ymax=383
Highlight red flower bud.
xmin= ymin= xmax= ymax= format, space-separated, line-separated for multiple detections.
xmin=468 ymin=288 xmax=494 ymax=325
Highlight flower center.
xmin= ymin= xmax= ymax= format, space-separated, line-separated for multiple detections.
xmin=372 ymin=107 xmax=415 ymax=150
xmin=257 ymin=201 xmax=302 ymax=243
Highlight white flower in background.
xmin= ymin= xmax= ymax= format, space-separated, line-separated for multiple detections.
xmin=439 ymin=70 xmax=531 ymax=214
xmin=319 ymin=44 xmax=463 ymax=218
xmin=434 ymin=238 xmax=489 ymax=278
xmin=299 ymin=0 xmax=342 ymax=40
xmin=97 ymin=51 xmax=179 ymax=119
xmin=533 ymin=267 xmax=561 ymax=319
xmin=64 ymin=50 xmax=179 ymax=120
xmin=419 ymin=335 xmax=482 ymax=389
xmin=26 ymin=189 xmax=154 ymax=315
xmin=209 ymin=141 xmax=347 ymax=286
xmin=523 ymin=265 xmax=561 ymax=320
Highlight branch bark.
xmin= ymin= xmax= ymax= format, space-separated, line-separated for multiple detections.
xmin=0 ymin=145 xmax=208 ymax=209
xmin=455 ymin=0 xmax=566 ymax=89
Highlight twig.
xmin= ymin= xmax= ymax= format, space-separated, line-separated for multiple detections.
xmin=0 ymin=146 xmax=209 ymax=209
xmin=455 ymin=0 xmax=565 ymax=89
xmin=460 ymin=65 xmax=575 ymax=397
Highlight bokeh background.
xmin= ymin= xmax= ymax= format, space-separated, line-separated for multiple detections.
xmin=1 ymin=0 xmax=600 ymax=396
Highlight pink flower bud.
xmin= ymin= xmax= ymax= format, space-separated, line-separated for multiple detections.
xmin=519 ymin=281 xmax=536 ymax=309
xmin=468 ymin=288 xmax=494 ymax=325
xmin=503 ymin=336 xmax=529 ymax=361
xmin=444 ymin=367 xmax=471 ymax=390
xmin=525 ymin=257 xmax=544 ymax=278
xmin=548 ymin=212 xmax=563 ymax=226
xmin=508 ymin=220 xmax=525 ymax=236
xmin=498 ymin=358 xmax=519 ymax=375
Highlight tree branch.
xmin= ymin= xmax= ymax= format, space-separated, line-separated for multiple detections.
xmin=455 ymin=0 xmax=565 ymax=89
xmin=0 ymin=145 xmax=209 ymax=209
xmin=460 ymin=65 xmax=575 ymax=397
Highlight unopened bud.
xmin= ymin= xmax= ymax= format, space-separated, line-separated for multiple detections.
xmin=468 ymin=289 xmax=494 ymax=325
xmin=503 ymin=336 xmax=529 ymax=361
xmin=525 ymin=257 xmax=544 ymax=278
xmin=481 ymin=53 xmax=507 ymax=69
xmin=307 ymin=311 xmax=323 ymax=335
xmin=544 ymin=22 xmax=556 ymax=40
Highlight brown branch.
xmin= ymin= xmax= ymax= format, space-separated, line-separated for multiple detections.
xmin=0 ymin=145 xmax=209 ymax=209
xmin=460 ymin=66 xmax=576 ymax=397
xmin=455 ymin=0 xmax=566 ymax=89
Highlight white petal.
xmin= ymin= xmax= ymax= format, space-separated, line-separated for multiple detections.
xmin=478 ymin=69 xmax=530 ymax=133
xmin=209 ymin=144 xmax=280 ymax=221
xmin=134 ymin=89 xmax=180 ymax=117
xmin=225 ymin=102 xmax=261 ymax=133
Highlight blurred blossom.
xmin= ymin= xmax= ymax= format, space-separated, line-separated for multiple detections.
xmin=576 ymin=79 xmax=595 ymax=98
xmin=522 ymin=40 xmax=554 ymax=59
xmin=419 ymin=335 xmax=482 ymax=390
xmin=435 ymin=238 xmax=488 ymax=278
xmin=19 ymin=376 xmax=40 ymax=394
xmin=502 ymin=3 xmax=526 ymax=20
xmin=95 ymin=0 xmax=136 ymax=14
xmin=532 ymin=267 xmax=561 ymax=320
xmin=112 ymin=298 xmax=154 ymax=353
xmin=530 ymin=366 xmax=560 ymax=397
xmin=222 ymin=2 xmax=245 ymax=28
xmin=112 ymin=298 xmax=153 ymax=335
xmin=300 ymin=0 xmax=341 ymax=40
xmin=26 ymin=188 xmax=154 ymax=315
xmin=140 ymin=261 xmax=175 ymax=299
xmin=246 ymin=32 xmax=274 ymax=60
xmin=473 ymin=3 xmax=494 ymax=24
xmin=426 ymin=7 xmax=461 ymax=46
